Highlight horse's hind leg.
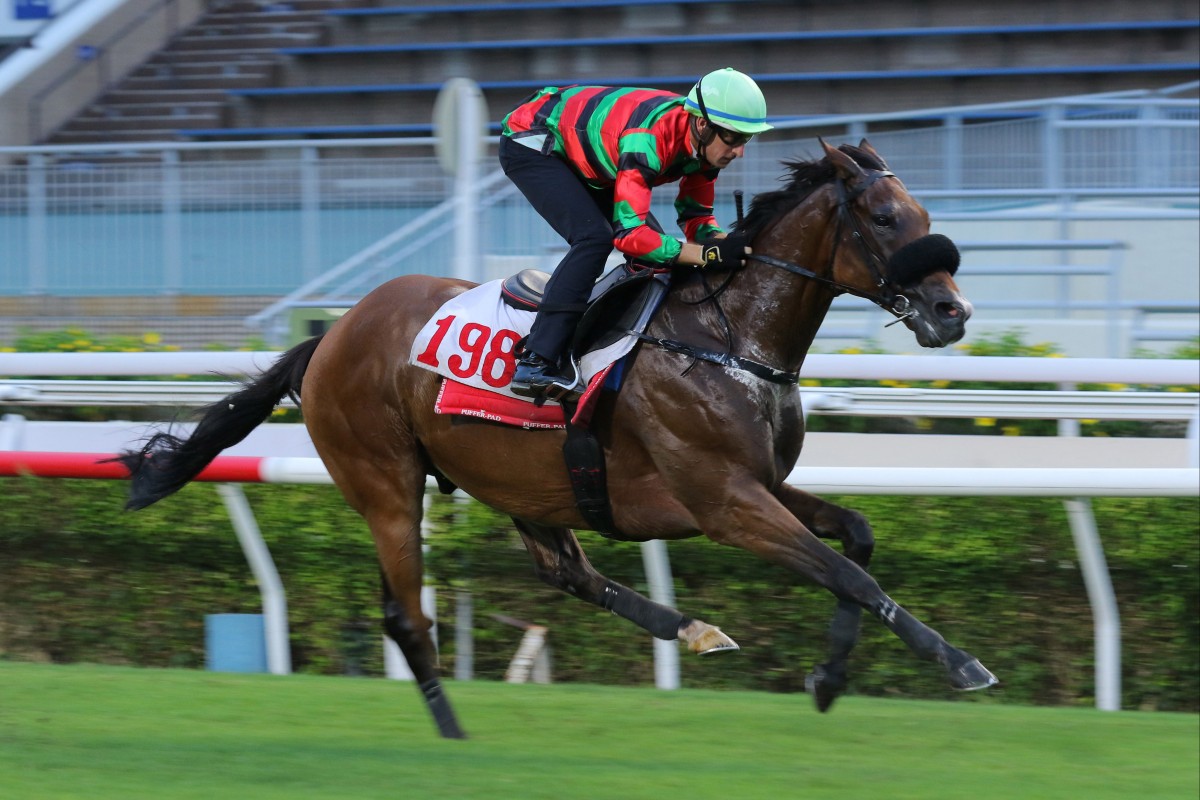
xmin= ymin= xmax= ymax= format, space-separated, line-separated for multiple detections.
xmin=511 ymin=519 xmax=738 ymax=655
xmin=363 ymin=487 xmax=465 ymax=739
xmin=777 ymin=484 xmax=873 ymax=712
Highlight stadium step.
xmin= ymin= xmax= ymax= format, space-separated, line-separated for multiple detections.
xmin=173 ymin=32 xmax=329 ymax=51
xmin=60 ymin=114 xmax=225 ymax=133
xmin=214 ymin=0 xmax=371 ymax=14
xmin=150 ymin=49 xmax=288 ymax=64
xmin=46 ymin=128 xmax=192 ymax=144
xmin=122 ymin=73 xmax=276 ymax=91
xmin=102 ymin=89 xmax=229 ymax=105
xmin=132 ymin=60 xmax=280 ymax=80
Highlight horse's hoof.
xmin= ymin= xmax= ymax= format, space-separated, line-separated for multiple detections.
xmin=805 ymin=664 xmax=846 ymax=713
xmin=950 ymin=657 xmax=999 ymax=691
xmin=689 ymin=626 xmax=740 ymax=655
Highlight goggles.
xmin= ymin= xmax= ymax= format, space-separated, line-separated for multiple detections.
xmin=713 ymin=126 xmax=753 ymax=148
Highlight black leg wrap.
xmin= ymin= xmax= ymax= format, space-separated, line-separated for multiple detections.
xmin=418 ymin=678 xmax=467 ymax=739
xmin=601 ymin=581 xmax=684 ymax=641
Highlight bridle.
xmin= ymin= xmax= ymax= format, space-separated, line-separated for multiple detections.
xmin=632 ymin=166 xmax=925 ymax=384
xmin=747 ymin=168 xmax=916 ymax=324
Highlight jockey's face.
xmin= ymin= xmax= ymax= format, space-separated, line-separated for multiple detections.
xmin=695 ymin=118 xmax=749 ymax=169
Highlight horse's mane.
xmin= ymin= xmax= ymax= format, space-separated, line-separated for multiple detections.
xmin=732 ymin=144 xmax=888 ymax=241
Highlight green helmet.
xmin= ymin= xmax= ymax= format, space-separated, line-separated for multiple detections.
xmin=685 ymin=68 xmax=773 ymax=135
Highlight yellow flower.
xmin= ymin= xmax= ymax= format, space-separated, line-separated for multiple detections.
xmin=143 ymin=332 xmax=162 ymax=345
xmin=1001 ymin=425 xmax=1021 ymax=436
xmin=974 ymin=418 xmax=997 ymax=427
xmin=1081 ymin=419 xmax=1099 ymax=426
xmin=931 ymin=379 xmax=950 ymax=389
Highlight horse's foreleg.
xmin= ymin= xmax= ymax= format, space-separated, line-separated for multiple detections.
xmin=704 ymin=493 xmax=997 ymax=695
xmin=775 ymin=484 xmax=874 ymax=711
xmin=511 ymin=519 xmax=738 ymax=654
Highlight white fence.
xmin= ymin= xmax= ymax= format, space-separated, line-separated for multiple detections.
xmin=1 ymin=351 xmax=1197 ymax=709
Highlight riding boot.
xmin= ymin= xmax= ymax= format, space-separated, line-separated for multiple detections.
xmin=510 ymin=352 xmax=560 ymax=397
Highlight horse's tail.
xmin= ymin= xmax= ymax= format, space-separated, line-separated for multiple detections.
xmin=118 ymin=335 xmax=324 ymax=511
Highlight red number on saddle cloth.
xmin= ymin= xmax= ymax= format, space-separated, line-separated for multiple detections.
xmin=415 ymin=315 xmax=455 ymax=367
xmin=414 ymin=314 xmax=520 ymax=388
xmin=449 ymin=322 xmax=488 ymax=378
xmin=481 ymin=328 xmax=520 ymax=387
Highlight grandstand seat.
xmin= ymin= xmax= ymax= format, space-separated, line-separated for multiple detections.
xmin=278 ymin=20 xmax=1200 ymax=58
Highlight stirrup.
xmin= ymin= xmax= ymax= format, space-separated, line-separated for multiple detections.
xmin=534 ymin=360 xmax=583 ymax=406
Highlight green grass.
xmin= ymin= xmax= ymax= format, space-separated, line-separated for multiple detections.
xmin=1 ymin=662 xmax=1196 ymax=800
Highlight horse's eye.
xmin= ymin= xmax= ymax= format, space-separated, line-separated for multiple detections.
xmin=872 ymin=214 xmax=895 ymax=229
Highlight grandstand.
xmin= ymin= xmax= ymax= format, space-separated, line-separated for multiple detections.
xmin=2 ymin=0 xmax=1195 ymax=145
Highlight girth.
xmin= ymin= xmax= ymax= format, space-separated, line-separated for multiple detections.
xmin=629 ymin=331 xmax=799 ymax=385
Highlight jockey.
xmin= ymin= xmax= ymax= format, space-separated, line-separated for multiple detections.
xmin=498 ymin=67 xmax=773 ymax=397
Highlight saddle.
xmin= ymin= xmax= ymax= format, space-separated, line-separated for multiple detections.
xmin=501 ymin=259 xmax=672 ymax=398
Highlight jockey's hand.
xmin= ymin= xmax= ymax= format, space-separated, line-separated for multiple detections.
xmin=698 ymin=233 xmax=750 ymax=270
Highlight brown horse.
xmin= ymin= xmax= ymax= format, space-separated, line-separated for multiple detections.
xmin=121 ymin=140 xmax=994 ymax=739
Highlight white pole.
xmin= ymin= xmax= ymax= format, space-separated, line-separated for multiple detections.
xmin=641 ymin=539 xmax=680 ymax=690
xmin=1065 ymin=498 xmax=1122 ymax=711
xmin=217 ymin=484 xmax=291 ymax=675
xmin=454 ymin=590 xmax=474 ymax=681
xmin=453 ymin=85 xmax=481 ymax=282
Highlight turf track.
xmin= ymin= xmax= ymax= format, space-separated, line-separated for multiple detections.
xmin=1 ymin=662 xmax=1196 ymax=799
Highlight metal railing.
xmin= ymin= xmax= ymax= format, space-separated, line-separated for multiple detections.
xmin=0 ymin=87 xmax=1195 ymax=353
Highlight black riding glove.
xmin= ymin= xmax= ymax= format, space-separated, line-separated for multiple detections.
xmin=698 ymin=233 xmax=750 ymax=270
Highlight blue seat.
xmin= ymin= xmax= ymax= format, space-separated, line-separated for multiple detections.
xmin=326 ymin=0 xmax=756 ymax=17
xmin=184 ymin=123 xmax=435 ymax=138
xmin=181 ymin=122 xmax=505 ymax=139
xmin=230 ymin=61 xmax=1200 ymax=99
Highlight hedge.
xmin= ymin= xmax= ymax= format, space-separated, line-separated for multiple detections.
xmin=1 ymin=478 xmax=1195 ymax=711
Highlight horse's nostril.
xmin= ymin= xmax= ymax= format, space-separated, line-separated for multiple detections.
xmin=937 ymin=301 xmax=970 ymax=323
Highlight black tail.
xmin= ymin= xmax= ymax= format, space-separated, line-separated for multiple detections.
xmin=117 ymin=336 xmax=324 ymax=510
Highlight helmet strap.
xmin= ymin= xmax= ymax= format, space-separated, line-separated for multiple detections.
xmin=690 ymin=117 xmax=717 ymax=163
xmin=690 ymin=80 xmax=719 ymax=163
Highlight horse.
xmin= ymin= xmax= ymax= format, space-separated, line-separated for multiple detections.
xmin=120 ymin=139 xmax=995 ymax=739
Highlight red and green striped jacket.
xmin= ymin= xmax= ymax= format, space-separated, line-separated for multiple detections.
xmin=501 ymin=85 xmax=724 ymax=264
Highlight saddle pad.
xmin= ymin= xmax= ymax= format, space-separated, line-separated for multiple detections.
xmin=435 ymin=363 xmax=614 ymax=430
xmin=409 ymin=278 xmax=637 ymax=402
xmin=435 ymin=379 xmax=565 ymax=429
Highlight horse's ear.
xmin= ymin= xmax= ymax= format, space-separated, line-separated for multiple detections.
xmin=857 ymin=138 xmax=888 ymax=169
xmin=819 ymin=138 xmax=866 ymax=182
